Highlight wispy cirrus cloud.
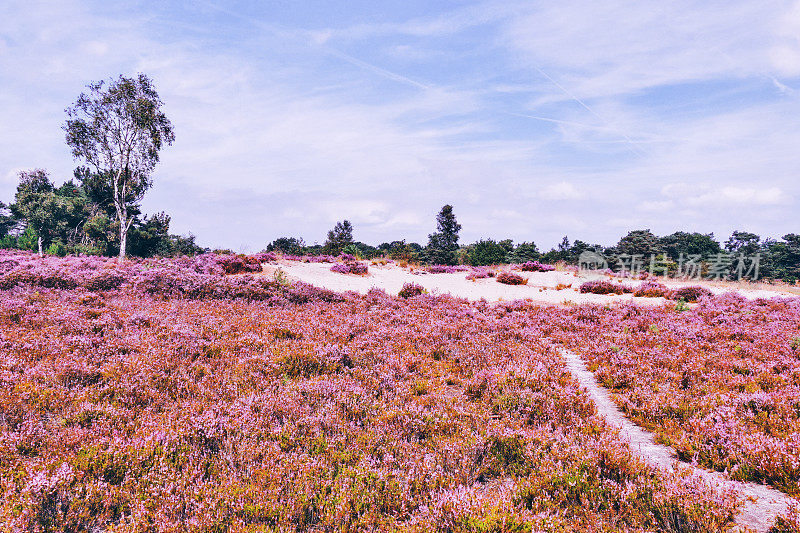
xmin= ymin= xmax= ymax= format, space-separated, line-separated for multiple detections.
xmin=1 ymin=0 xmax=799 ymax=250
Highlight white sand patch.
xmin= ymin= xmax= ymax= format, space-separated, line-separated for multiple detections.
xmin=262 ymin=260 xmax=796 ymax=305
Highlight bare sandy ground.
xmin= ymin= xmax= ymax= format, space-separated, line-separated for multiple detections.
xmin=264 ymin=260 xmax=798 ymax=305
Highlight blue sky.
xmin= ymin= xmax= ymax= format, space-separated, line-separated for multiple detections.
xmin=1 ymin=0 xmax=799 ymax=251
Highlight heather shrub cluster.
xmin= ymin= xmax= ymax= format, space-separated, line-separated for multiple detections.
xmin=397 ymin=282 xmax=425 ymax=298
xmin=579 ymin=280 xmax=633 ymax=295
xmin=426 ymin=264 xmax=469 ymax=274
xmin=216 ymin=254 xmax=263 ymax=274
xmin=520 ymin=261 xmax=556 ymax=272
xmin=671 ymin=285 xmax=714 ymax=303
xmin=578 ymin=279 xmax=714 ymax=301
xmin=466 ymin=269 xmax=494 ymax=281
xmin=330 ymin=261 xmax=368 ymax=275
xmin=0 ymin=250 xmax=340 ymax=305
xmin=633 ymin=281 xmax=672 ymax=298
xmin=0 ymin=253 xmax=743 ymax=531
xmin=497 ymin=272 xmax=527 ymax=285
xmin=533 ymin=295 xmax=800 ymax=496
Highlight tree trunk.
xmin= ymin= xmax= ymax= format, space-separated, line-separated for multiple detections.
xmin=38 ymin=236 xmax=43 ymax=257
xmin=118 ymin=219 xmax=127 ymax=260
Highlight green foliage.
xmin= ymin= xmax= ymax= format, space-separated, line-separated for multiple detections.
xmin=378 ymin=240 xmax=422 ymax=261
xmin=9 ymin=171 xmax=89 ymax=255
xmin=426 ymin=205 xmax=461 ymax=265
xmin=468 ymin=239 xmax=508 ymax=266
xmin=725 ymin=230 xmax=761 ymax=256
xmin=508 ymin=241 xmax=540 ymax=263
xmin=763 ymin=234 xmax=800 ymax=282
xmin=614 ymin=229 xmax=662 ymax=257
xmin=267 ymin=236 xmax=305 ymax=255
xmin=659 ymin=231 xmax=721 ymax=261
xmin=323 ymin=220 xmax=354 ymax=255
xmin=64 ymin=73 xmax=175 ymax=257
xmin=478 ymin=434 xmax=529 ymax=480
xmin=46 ymin=242 xmax=68 ymax=257
xmin=0 ymin=201 xmax=15 ymax=239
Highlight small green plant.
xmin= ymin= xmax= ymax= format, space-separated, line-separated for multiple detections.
xmin=674 ymin=297 xmax=689 ymax=312
xmin=342 ymin=244 xmax=362 ymax=259
xmin=478 ymin=434 xmax=529 ymax=480
xmin=791 ymin=337 xmax=800 ymax=351
xmin=411 ymin=380 xmax=429 ymax=396
xmin=273 ymin=268 xmax=290 ymax=286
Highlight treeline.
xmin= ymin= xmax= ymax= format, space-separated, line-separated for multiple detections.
xmin=0 ymin=168 xmax=203 ymax=258
xmin=267 ymin=206 xmax=800 ymax=283
xmin=0 ymin=73 xmax=203 ymax=259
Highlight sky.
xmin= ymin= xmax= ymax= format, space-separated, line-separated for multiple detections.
xmin=1 ymin=0 xmax=799 ymax=251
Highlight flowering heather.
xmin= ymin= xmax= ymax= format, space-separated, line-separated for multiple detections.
xmin=397 ymin=282 xmax=425 ymax=298
xmin=252 ymin=251 xmax=278 ymax=263
xmin=497 ymin=272 xmax=527 ymax=285
xmin=579 ymin=280 xmax=634 ymax=295
xmin=466 ymin=269 xmax=493 ymax=281
xmin=216 ymin=254 xmax=263 ymax=274
xmin=0 ymin=252 xmax=742 ymax=531
xmin=671 ymin=285 xmax=714 ymax=303
xmin=282 ymin=254 xmax=339 ymax=263
xmin=520 ymin=261 xmax=556 ymax=272
xmin=330 ymin=261 xmax=368 ymax=275
xmin=426 ymin=264 xmax=469 ymax=274
xmin=532 ymin=294 xmax=800 ymax=496
xmin=633 ymin=281 xmax=672 ymax=298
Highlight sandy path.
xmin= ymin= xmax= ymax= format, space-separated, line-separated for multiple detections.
xmin=556 ymin=345 xmax=793 ymax=532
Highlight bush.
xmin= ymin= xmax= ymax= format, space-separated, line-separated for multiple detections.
xmin=466 ymin=269 xmax=491 ymax=281
xmin=216 ymin=254 xmax=263 ymax=274
xmin=633 ymin=281 xmax=671 ymax=298
xmin=330 ymin=263 xmax=349 ymax=274
xmin=520 ymin=261 xmax=555 ymax=272
xmin=467 ymin=239 xmax=508 ymax=266
xmin=398 ymin=282 xmax=425 ymax=298
xmin=427 ymin=265 xmax=468 ymax=274
xmin=252 ymin=251 xmax=277 ymax=262
xmin=497 ymin=272 xmax=526 ymax=285
xmin=46 ymin=242 xmax=68 ymax=257
xmin=579 ymin=280 xmax=633 ymax=295
xmin=670 ymin=285 xmax=713 ymax=303
xmin=330 ymin=262 xmax=368 ymax=275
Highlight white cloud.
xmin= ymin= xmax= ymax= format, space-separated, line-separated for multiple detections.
xmin=539 ymin=181 xmax=581 ymax=200
xmin=771 ymin=1 xmax=800 ymax=75
xmin=505 ymin=0 xmax=796 ymax=100
xmin=659 ymin=182 xmax=789 ymax=208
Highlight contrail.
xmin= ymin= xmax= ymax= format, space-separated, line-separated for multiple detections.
xmin=196 ymin=0 xmax=430 ymax=91
xmin=507 ymin=112 xmax=626 ymax=133
xmin=532 ymin=66 xmax=647 ymax=157
xmin=325 ymin=49 xmax=430 ymax=90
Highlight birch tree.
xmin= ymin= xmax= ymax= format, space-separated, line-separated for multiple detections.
xmin=64 ymin=74 xmax=174 ymax=259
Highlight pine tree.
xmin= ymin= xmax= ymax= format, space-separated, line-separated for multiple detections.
xmin=426 ymin=205 xmax=461 ymax=265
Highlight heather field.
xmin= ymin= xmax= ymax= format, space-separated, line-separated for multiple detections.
xmin=537 ymin=296 xmax=800 ymax=496
xmin=2 ymin=251 xmax=800 ymax=531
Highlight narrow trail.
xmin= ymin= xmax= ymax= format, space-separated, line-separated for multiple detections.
xmin=554 ymin=345 xmax=795 ymax=533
